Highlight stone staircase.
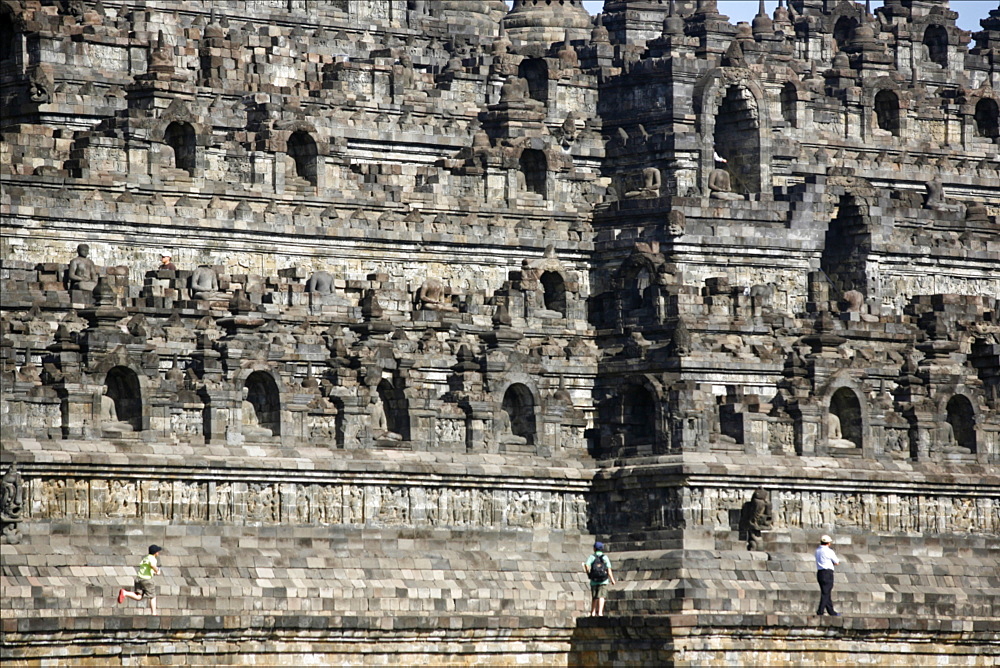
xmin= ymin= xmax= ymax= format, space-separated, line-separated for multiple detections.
xmin=1 ymin=519 xmax=599 ymax=624
xmin=605 ymin=528 xmax=1000 ymax=618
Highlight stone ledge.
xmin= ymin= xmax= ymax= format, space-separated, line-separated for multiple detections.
xmin=2 ymin=612 xmax=573 ymax=637
xmin=574 ymin=613 xmax=1000 ymax=636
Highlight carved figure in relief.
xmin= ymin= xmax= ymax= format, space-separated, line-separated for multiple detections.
xmin=177 ymin=482 xmax=200 ymax=521
xmin=451 ymin=489 xmax=472 ymax=526
xmin=379 ymin=487 xmax=408 ymax=524
xmin=1 ymin=463 xmax=25 ymax=520
xmin=667 ymin=209 xmax=686 ymax=236
xmin=42 ymin=479 xmax=67 ymax=519
xmin=246 ymin=483 xmax=271 ymax=522
xmin=211 ymin=482 xmax=230 ymax=521
xmin=105 ymin=480 xmax=136 ymax=518
xmin=827 ymin=412 xmax=856 ymax=448
xmin=29 ymin=79 xmax=51 ymax=104
xmin=953 ymin=497 xmax=974 ymax=531
xmin=347 ymin=486 xmax=364 ymax=523
xmin=490 ymin=35 xmax=518 ymax=77
xmin=317 ymin=485 xmax=338 ymax=525
xmin=145 ymin=481 xmax=170 ymax=520
xmin=67 ymin=243 xmax=99 ymax=289
xmin=296 ymin=487 xmax=311 ymax=523
xmin=740 ymin=487 xmax=772 ymax=551
xmin=72 ymin=480 xmax=88 ymax=517
xmin=395 ymin=55 xmax=414 ymax=90
xmin=479 ymin=490 xmax=494 ymax=527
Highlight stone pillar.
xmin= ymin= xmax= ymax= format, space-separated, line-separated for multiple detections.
xmin=59 ymin=384 xmax=97 ymax=439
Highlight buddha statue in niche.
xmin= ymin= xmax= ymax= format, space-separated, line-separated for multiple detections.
xmin=708 ymin=154 xmax=742 ymax=200
xmin=827 ymin=412 xmax=857 ymax=449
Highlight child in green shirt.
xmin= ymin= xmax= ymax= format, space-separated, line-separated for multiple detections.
xmin=117 ymin=544 xmax=162 ymax=615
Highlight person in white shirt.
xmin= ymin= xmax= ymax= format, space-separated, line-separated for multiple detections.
xmin=815 ymin=535 xmax=841 ymax=616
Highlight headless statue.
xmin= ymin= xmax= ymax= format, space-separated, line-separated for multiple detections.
xmin=306 ymin=271 xmax=335 ymax=295
xmin=415 ymin=278 xmax=456 ymax=312
xmin=924 ymin=176 xmax=964 ymax=213
xmin=827 ymin=412 xmax=856 ymax=449
xmin=100 ymin=389 xmax=133 ymax=432
xmin=627 ymin=167 xmax=662 ymax=198
xmin=67 ymin=243 xmax=99 ymax=290
xmin=500 ymin=76 xmax=529 ymax=104
xmin=370 ymin=395 xmax=402 ymax=441
xmin=708 ymin=163 xmax=742 ymax=200
xmin=241 ymin=387 xmax=272 ymax=439
xmin=190 ymin=265 xmax=224 ymax=300
xmin=496 ymin=409 xmax=527 ymax=445
xmin=939 ymin=421 xmax=971 ymax=454
xmin=643 ymin=167 xmax=661 ymax=195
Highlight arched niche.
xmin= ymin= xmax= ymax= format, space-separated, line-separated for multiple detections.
xmin=619 ymin=384 xmax=656 ymax=449
xmin=833 ymin=15 xmax=858 ymax=52
xmin=0 ymin=9 xmax=17 ymax=64
xmin=874 ymin=90 xmax=900 ymax=136
xmin=287 ymin=130 xmax=318 ymax=185
xmin=820 ymin=194 xmax=870 ymax=296
xmin=518 ymin=57 xmax=548 ymax=104
xmin=164 ymin=121 xmax=196 ymax=176
xmin=713 ymin=84 xmax=761 ymax=194
xmin=377 ymin=378 xmax=410 ymax=441
xmin=519 ymin=148 xmax=547 ymax=198
xmin=540 ymin=270 xmax=566 ymax=317
xmin=922 ymin=24 xmax=948 ymax=67
xmin=597 ymin=380 xmax=662 ymax=458
xmin=945 ymin=395 xmax=976 ymax=454
xmin=245 ymin=370 xmax=281 ymax=436
xmin=829 ymin=387 xmax=862 ymax=449
xmin=695 ymin=73 xmax=771 ymax=198
xmin=974 ymin=98 xmax=999 ymax=140
xmin=780 ymin=81 xmax=798 ymax=127
xmin=614 ymin=247 xmax=667 ymax=325
xmin=105 ymin=366 xmax=143 ymax=431
xmin=501 ymin=383 xmax=536 ymax=446
xmin=621 ymin=264 xmax=653 ymax=313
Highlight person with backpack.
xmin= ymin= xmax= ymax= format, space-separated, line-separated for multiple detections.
xmin=583 ymin=541 xmax=616 ymax=617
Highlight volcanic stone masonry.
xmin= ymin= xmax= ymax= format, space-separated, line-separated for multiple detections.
xmin=1 ymin=0 xmax=999 ymax=665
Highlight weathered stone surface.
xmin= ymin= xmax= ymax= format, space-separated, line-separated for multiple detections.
xmin=1 ymin=0 xmax=998 ymax=665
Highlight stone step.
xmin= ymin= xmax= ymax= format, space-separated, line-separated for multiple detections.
xmin=1 ymin=520 xmax=602 ymax=622
xmin=604 ymin=531 xmax=1000 ymax=618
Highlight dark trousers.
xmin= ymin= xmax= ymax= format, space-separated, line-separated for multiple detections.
xmin=816 ymin=568 xmax=836 ymax=615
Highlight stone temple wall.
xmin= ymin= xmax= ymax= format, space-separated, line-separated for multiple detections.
xmin=1 ymin=0 xmax=999 ymax=665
